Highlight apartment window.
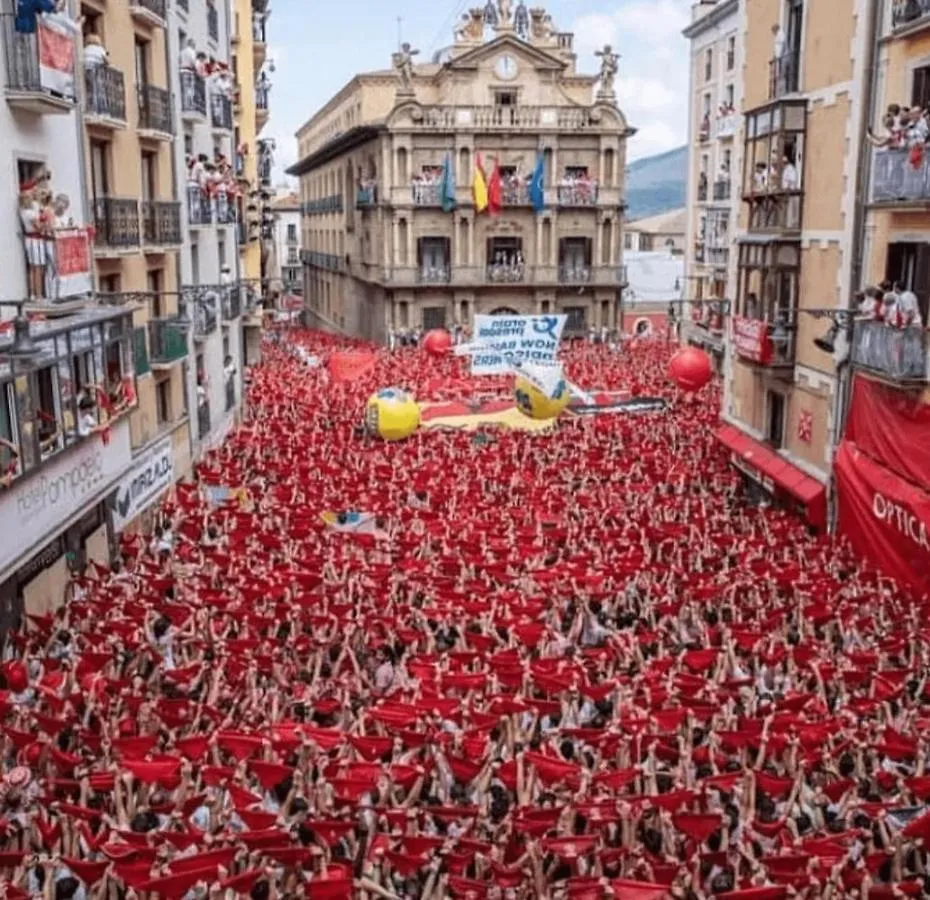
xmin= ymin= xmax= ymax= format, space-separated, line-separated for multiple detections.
xmin=155 ymin=379 xmax=171 ymax=426
xmin=886 ymin=242 xmax=930 ymax=322
xmin=422 ymin=307 xmax=446 ymax=330
xmin=99 ymin=274 xmax=120 ymax=294
xmin=913 ymin=66 xmax=930 ymax=110
xmin=494 ymin=90 xmax=517 ymax=107
xmin=191 ymin=243 xmax=199 ymax=284
xmin=287 ymin=223 xmax=297 ymax=242
xmin=147 ymin=269 xmax=164 ymax=317
xmin=134 ymin=39 xmax=150 ymax=87
xmin=726 ymin=36 xmax=735 ymax=71
xmin=702 ymin=93 xmax=711 ymax=117
xmin=722 ymin=149 xmax=732 ymax=173
xmin=725 ymin=84 xmax=735 ymax=108
xmin=563 ymin=306 xmax=587 ymax=334
xmin=765 ymin=390 xmax=786 ymax=448
xmin=90 ymin=140 xmax=109 ymax=198
xmin=183 ymin=131 xmax=194 ymax=157
xmin=701 ymin=154 xmax=709 ymax=175
xmin=141 ymin=151 xmax=157 ymax=201
xmin=81 ymin=8 xmax=102 ymax=40
xmin=218 ymin=235 xmax=226 ymax=269
xmin=704 ymin=48 xmax=713 ymax=81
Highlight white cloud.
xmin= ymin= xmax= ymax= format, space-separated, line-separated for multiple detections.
xmin=572 ymin=0 xmax=691 ymax=161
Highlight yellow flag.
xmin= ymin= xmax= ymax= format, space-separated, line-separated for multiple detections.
xmin=473 ymin=153 xmax=488 ymax=213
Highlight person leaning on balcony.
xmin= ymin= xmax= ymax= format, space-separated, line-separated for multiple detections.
xmin=179 ymin=37 xmax=197 ymax=70
xmin=18 ymin=184 xmax=46 ymax=300
xmin=894 ymin=281 xmax=923 ymax=328
xmin=82 ymin=31 xmax=106 ymax=67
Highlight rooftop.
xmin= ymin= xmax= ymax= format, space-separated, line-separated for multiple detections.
xmin=626 ymin=207 xmax=687 ymax=236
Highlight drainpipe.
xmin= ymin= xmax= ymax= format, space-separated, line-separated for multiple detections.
xmin=829 ymin=0 xmax=880 ymax=529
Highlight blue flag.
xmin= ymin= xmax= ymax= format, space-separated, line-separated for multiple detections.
xmin=529 ymin=153 xmax=545 ymax=212
xmin=440 ymin=153 xmax=456 ymax=212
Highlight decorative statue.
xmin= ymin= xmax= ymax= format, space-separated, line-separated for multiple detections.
xmin=529 ymin=7 xmax=553 ymax=41
xmin=595 ymin=44 xmax=620 ymax=95
xmin=514 ymin=0 xmax=530 ymax=37
xmin=455 ymin=8 xmax=485 ymax=42
xmin=483 ymin=0 xmax=498 ymax=27
xmin=393 ymin=42 xmax=419 ymax=93
xmin=497 ymin=0 xmax=512 ymax=26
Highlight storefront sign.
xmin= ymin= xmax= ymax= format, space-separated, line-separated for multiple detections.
xmin=732 ymin=317 xmax=773 ymax=364
xmin=835 ymin=441 xmax=930 ymax=596
xmin=845 ymin=375 xmax=930 ymax=495
xmin=111 ymin=438 xmax=174 ymax=532
xmin=0 ymin=421 xmax=131 ymax=577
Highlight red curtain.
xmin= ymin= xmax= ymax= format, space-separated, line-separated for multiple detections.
xmin=845 ymin=376 xmax=930 ymax=494
xmin=834 ymin=442 xmax=930 ymax=596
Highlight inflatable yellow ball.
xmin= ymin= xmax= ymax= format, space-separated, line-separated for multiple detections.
xmin=365 ymin=388 xmax=420 ymax=441
xmin=514 ymin=375 xmax=570 ymax=420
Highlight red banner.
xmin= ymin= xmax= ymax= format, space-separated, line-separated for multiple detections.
xmin=732 ymin=317 xmax=772 ymax=364
xmin=834 ymin=441 xmax=930 ymax=597
xmin=38 ymin=21 xmax=73 ymax=73
xmin=845 ymin=375 xmax=930 ymax=495
xmin=328 ymin=351 xmax=376 ymax=382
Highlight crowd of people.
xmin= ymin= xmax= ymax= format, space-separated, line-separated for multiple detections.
xmin=0 ymin=331 xmax=925 ymax=900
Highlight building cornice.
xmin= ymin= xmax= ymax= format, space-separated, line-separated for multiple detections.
xmin=682 ymin=0 xmax=739 ymax=39
xmin=287 ymin=125 xmax=384 ymax=176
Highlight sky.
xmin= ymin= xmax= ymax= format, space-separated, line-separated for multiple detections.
xmin=262 ymin=0 xmax=692 ymax=183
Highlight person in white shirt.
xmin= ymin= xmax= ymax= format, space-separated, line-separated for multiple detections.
xmin=895 ymin=281 xmax=923 ymax=327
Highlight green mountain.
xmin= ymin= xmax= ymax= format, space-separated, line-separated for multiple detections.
xmin=625 ymin=145 xmax=687 ymax=220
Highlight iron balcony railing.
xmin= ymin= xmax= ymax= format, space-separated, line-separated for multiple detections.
xmin=698 ymin=115 xmax=711 ymax=142
xmin=131 ymin=0 xmax=167 ymax=22
xmin=413 ymin=105 xmax=601 ymax=131
xmin=210 ymin=92 xmax=232 ymax=130
xmin=191 ymin=300 xmax=218 ymax=338
xmin=769 ymin=49 xmax=800 ymax=99
xmin=557 ymin=183 xmax=599 ymax=206
xmin=207 ymin=4 xmax=219 ymax=42
xmin=197 ymin=401 xmax=211 ymax=439
xmin=713 ymin=179 xmax=731 ymax=201
xmin=851 ymin=321 xmax=928 ymax=382
xmin=141 ymin=200 xmax=182 ymax=246
xmin=871 ymin=148 xmax=930 ymax=204
xmin=149 ymin=317 xmax=189 ymax=364
xmin=558 ymin=265 xmax=592 ymax=284
xmin=84 ymin=66 xmax=126 ymax=121
xmin=697 ymin=180 xmax=709 ymax=202
xmin=303 ymin=195 xmax=344 ymax=214
xmin=225 ymin=377 xmax=236 ymax=412
xmin=256 ymin=87 xmax=269 ymax=111
xmin=715 ymin=113 xmax=737 ymax=139
xmin=302 ymin=251 xmax=342 ymax=270
xmin=501 ymin=182 xmax=531 ymax=206
xmin=93 ymin=197 xmax=140 ymax=249
xmin=186 ymin=186 xmax=214 ymax=226
xmin=411 ymin=182 xmax=442 ymax=206
xmin=893 ymin=0 xmax=930 ymax=30
xmin=133 ymin=325 xmax=150 ymax=376
xmin=1 ymin=13 xmax=76 ymax=101
xmin=356 ymin=185 xmax=378 ymax=207
xmin=486 ymin=262 xmax=526 ymax=283
xmin=138 ymin=82 xmax=172 ymax=133
xmin=180 ymin=70 xmax=206 ymax=117
xmin=416 ymin=267 xmax=451 ymax=284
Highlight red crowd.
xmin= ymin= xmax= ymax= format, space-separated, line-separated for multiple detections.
xmin=0 ymin=331 xmax=925 ymax=900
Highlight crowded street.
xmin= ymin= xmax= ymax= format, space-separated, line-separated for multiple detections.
xmin=0 ymin=331 xmax=923 ymax=900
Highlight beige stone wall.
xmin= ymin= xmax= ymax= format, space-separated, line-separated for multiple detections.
xmin=22 ymin=555 xmax=70 ymax=618
xmin=801 ymin=99 xmax=849 ymax=233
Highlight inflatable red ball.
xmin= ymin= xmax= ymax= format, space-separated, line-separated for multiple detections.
xmin=423 ymin=329 xmax=453 ymax=357
xmin=668 ymin=346 xmax=713 ymax=392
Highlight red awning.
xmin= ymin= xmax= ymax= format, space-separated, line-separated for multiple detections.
xmin=715 ymin=424 xmax=827 ymax=529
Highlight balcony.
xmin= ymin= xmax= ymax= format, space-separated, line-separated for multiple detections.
xmin=871 ymin=148 xmax=930 ymax=205
xmin=197 ymin=401 xmax=211 ymax=440
xmin=697 ymin=179 xmax=708 ymax=202
xmin=698 ymin=115 xmax=711 ymax=142
xmin=303 ymin=195 xmax=344 ymax=215
xmin=222 ymin=287 xmax=242 ymax=321
xmin=129 ymin=0 xmax=167 ymax=27
xmin=137 ymin=83 xmax=172 ymax=136
xmin=746 ymin=193 xmax=802 ymax=232
xmin=21 ymin=227 xmax=94 ymax=301
xmin=851 ymin=322 xmax=928 ymax=383
xmin=501 ymin=182 xmax=531 ymax=206
xmin=186 ymin=186 xmax=213 ymax=227
xmin=215 ymin=193 xmax=236 ymax=225
xmin=253 ymin=16 xmax=267 ymax=67
xmin=302 ymin=250 xmax=342 ymax=271
xmin=558 ymin=265 xmax=592 ymax=284
xmin=486 ymin=260 xmax=526 ymax=283
xmin=84 ymin=66 xmax=126 ymax=127
xmin=180 ymin=70 xmax=206 ymax=119
xmin=141 ymin=200 xmax=182 ymax=249
xmin=416 ymin=266 xmax=451 ymax=284
xmin=207 ymin=4 xmax=219 ymax=42
xmin=256 ymin=87 xmax=269 ymax=126
xmin=732 ymin=317 xmax=796 ymax=370
xmin=713 ymin=179 xmax=731 ymax=202
xmin=892 ymin=0 xmax=930 ymax=34
xmin=0 ymin=309 xmax=136 ymax=487
xmin=769 ymin=49 xmax=800 ymax=99
xmin=1 ymin=14 xmax=76 ymax=113
xmin=93 ymin=197 xmax=141 ymax=252
xmin=411 ymin=182 xmax=442 ymax=206
xmin=149 ymin=317 xmax=189 ymax=368
xmin=378 ymin=264 xmax=628 ymax=288
xmin=715 ymin=112 xmax=737 ymax=139
xmin=356 ymin=185 xmax=378 ymax=207
xmin=210 ymin=92 xmax=232 ymax=131
xmin=557 ymin=182 xmax=599 ymax=207
xmin=412 ymin=105 xmax=608 ymax=132
xmin=134 ymin=325 xmax=150 ymax=376
xmin=225 ymin=377 xmax=236 ymax=412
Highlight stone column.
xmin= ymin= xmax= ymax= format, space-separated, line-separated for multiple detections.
xmin=407 ymin=224 xmax=415 ymax=270
xmin=392 ymin=218 xmax=399 ymax=266
xmin=468 ymin=218 xmax=475 ymax=268
xmin=594 ymin=214 xmax=603 ymax=271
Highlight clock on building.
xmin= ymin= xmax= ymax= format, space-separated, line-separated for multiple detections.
xmin=495 ymin=54 xmax=518 ymax=81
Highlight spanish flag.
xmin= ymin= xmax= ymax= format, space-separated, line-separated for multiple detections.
xmin=473 ymin=153 xmax=488 ymax=213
